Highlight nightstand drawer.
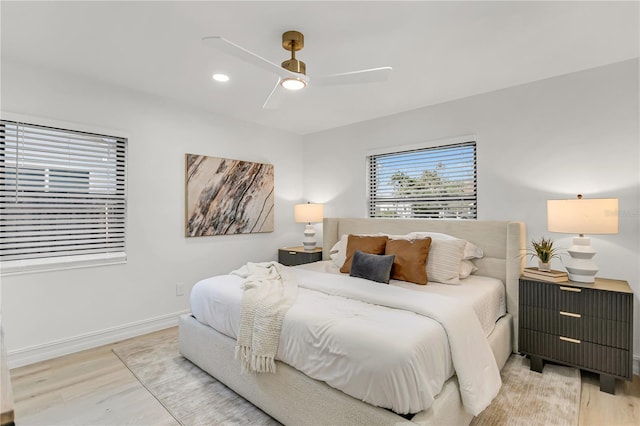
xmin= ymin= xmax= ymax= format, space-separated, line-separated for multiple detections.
xmin=520 ymin=279 xmax=583 ymax=311
xmin=520 ymin=279 xmax=632 ymax=321
xmin=582 ymin=289 xmax=632 ymax=322
xmin=520 ymin=306 xmax=631 ymax=349
xmin=278 ymin=247 xmax=322 ymax=266
xmin=520 ymin=329 xmax=631 ymax=379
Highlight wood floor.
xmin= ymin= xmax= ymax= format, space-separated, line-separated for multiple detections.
xmin=8 ymin=327 xmax=640 ymax=425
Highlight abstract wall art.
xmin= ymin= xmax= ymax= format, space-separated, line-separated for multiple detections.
xmin=185 ymin=154 xmax=274 ymax=237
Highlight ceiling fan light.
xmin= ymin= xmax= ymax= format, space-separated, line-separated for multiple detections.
xmin=212 ymin=73 xmax=230 ymax=82
xmin=281 ymin=77 xmax=306 ymax=91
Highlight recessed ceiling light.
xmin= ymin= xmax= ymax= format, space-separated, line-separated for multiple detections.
xmin=212 ymin=73 xmax=229 ymax=82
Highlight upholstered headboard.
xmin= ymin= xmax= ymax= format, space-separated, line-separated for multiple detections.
xmin=322 ymin=218 xmax=525 ymax=352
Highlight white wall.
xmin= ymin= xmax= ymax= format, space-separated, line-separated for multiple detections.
xmin=0 ymin=61 xmax=304 ymax=366
xmin=303 ymin=59 xmax=640 ymax=366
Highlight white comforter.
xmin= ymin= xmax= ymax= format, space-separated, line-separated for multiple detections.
xmin=191 ymin=267 xmax=501 ymax=415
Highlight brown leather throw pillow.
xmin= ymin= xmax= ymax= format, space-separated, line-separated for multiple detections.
xmin=339 ymin=235 xmax=389 ymax=273
xmin=385 ymin=238 xmax=432 ymax=285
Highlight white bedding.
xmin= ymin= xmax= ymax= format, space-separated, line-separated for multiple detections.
xmin=298 ymin=260 xmax=506 ymax=336
xmin=190 ymin=264 xmax=504 ymax=415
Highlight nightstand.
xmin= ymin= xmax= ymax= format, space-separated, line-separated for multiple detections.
xmin=519 ymin=276 xmax=633 ymax=394
xmin=278 ymin=246 xmax=322 ymax=266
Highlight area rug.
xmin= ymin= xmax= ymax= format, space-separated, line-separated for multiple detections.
xmin=470 ymin=354 xmax=580 ymax=426
xmin=114 ymin=335 xmax=580 ymax=426
xmin=113 ymin=334 xmax=279 ymax=426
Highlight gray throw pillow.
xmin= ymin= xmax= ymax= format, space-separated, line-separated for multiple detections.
xmin=349 ymin=250 xmax=395 ymax=284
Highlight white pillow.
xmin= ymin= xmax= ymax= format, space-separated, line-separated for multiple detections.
xmin=407 ymin=231 xmax=483 ymax=260
xmin=463 ymin=243 xmax=484 ymax=260
xmin=426 ymin=239 xmax=467 ymax=284
xmin=329 ymin=234 xmax=348 ymax=268
xmin=459 ymin=259 xmax=478 ymax=279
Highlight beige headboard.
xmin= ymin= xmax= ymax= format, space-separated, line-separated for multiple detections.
xmin=323 ymin=217 xmax=525 ymax=352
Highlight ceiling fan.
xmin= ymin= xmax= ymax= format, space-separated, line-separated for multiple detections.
xmin=202 ymin=30 xmax=392 ymax=109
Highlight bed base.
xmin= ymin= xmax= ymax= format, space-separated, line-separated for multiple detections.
xmin=178 ymin=312 xmax=513 ymax=426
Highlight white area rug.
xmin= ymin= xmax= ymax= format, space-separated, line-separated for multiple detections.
xmin=471 ymin=354 xmax=581 ymax=426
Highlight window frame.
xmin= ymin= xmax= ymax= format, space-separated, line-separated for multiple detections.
xmin=0 ymin=114 xmax=128 ymax=275
xmin=366 ymin=136 xmax=477 ymax=220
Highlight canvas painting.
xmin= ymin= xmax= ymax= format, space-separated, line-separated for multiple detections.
xmin=185 ymin=154 xmax=274 ymax=237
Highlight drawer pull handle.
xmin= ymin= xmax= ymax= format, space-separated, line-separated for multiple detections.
xmin=288 ymin=252 xmax=297 ymax=255
xmin=559 ymin=336 xmax=581 ymax=344
xmin=559 ymin=286 xmax=581 ymax=293
xmin=559 ymin=311 xmax=581 ymax=318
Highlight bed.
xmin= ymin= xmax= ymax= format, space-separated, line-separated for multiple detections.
xmin=179 ymin=217 xmax=525 ymax=425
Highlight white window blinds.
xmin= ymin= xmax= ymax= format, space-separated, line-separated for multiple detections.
xmin=1 ymin=120 xmax=127 ymax=273
xmin=367 ymin=141 xmax=477 ymax=219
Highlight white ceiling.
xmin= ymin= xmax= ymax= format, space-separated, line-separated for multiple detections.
xmin=2 ymin=1 xmax=638 ymax=135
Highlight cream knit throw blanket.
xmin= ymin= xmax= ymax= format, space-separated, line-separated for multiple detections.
xmin=231 ymin=261 xmax=298 ymax=373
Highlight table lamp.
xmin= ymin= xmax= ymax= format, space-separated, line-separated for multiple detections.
xmin=294 ymin=202 xmax=324 ymax=251
xmin=547 ymin=195 xmax=618 ymax=283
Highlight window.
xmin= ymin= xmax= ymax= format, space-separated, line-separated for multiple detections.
xmin=367 ymin=140 xmax=477 ymax=219
xmin=0 ymin=120 xmax=127 ymax=274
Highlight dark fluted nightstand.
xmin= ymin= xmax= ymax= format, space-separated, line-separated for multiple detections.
xmin=519 ymin=276 xmax=633 ymax=394
xmin=278 ymin=246 xmax=322 ymax=266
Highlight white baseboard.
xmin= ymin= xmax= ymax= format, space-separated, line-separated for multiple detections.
xmin=634 ymin=355 xmax=639 ymax=377
xmin=7 ymin=309 xmax=190 ymax=369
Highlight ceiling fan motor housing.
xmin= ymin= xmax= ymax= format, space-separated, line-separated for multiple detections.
xmin=281 ymin=58 xmax=306 ymax=74
xmin=281 ymin=30 xmax=306 ymax=75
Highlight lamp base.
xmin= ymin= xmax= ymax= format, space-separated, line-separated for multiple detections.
xmin=564 ymin=236 xmax=598 ymax=283
xmin=302 ymin=223 xmax=317 ymax=251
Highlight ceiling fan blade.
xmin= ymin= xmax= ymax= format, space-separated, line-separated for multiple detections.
xmin=202 ymin=36 xmax=298 ymax=78
xmin=314 ymin=66 xmax=392 ymax=86
xmin=262 ymin=79 xmax=287 ymax=110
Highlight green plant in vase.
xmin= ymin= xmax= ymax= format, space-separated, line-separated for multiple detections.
xmin=526 ymin=237 xmax=562 ymax=272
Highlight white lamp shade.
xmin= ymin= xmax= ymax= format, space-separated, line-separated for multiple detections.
xmin=547 ymin=198 xmax=618 ymax=235
xmin=294 ymin=203 xmax=323 ymax=223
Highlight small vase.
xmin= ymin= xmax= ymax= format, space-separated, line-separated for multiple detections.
xmin=538 ymin=260 xmax=552 ymax=272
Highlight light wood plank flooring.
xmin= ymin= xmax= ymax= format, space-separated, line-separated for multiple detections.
xmin=10 ymin=328 xmax=179 ymax=426
xmin=8 ymin=327 xmax=640 ymax=425
xmin=579 ymin=370 xmax=640 ymax=426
